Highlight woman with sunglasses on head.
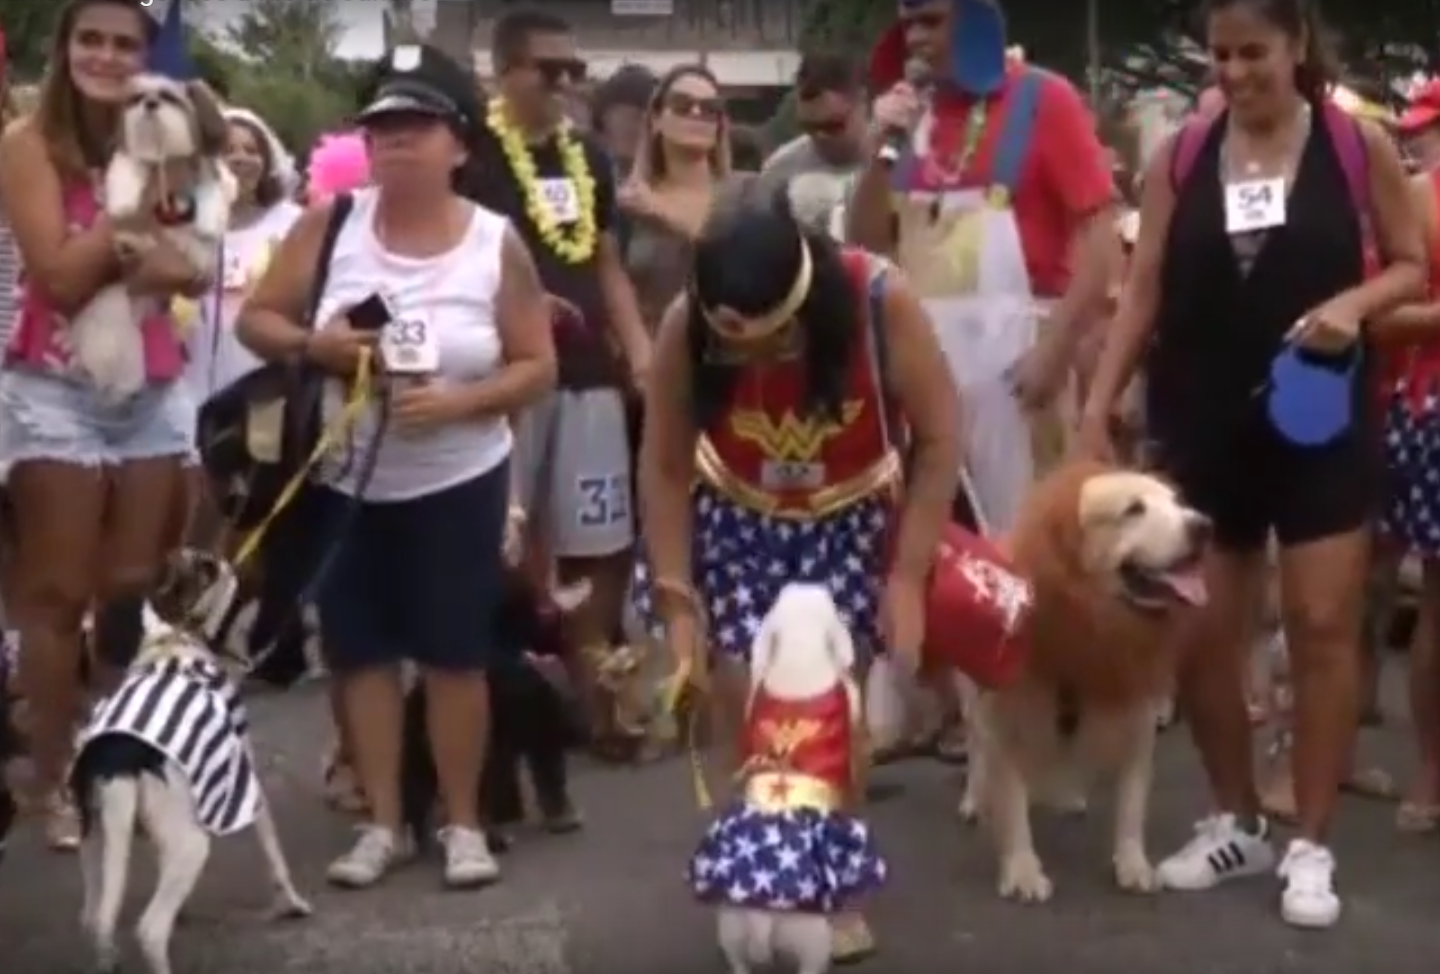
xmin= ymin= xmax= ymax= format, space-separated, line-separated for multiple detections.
xmin=633 ymin=196 xmax=960 ymax=961
xmin=0 ymin=0 xmax=211 ymax=850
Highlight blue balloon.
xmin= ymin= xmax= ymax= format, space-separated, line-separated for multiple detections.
xmin=1266 ymin=344 xmax=1356 ymax=446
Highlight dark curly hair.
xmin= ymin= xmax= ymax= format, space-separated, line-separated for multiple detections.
xmin=687 ymin=188 xmax=861 ymax=432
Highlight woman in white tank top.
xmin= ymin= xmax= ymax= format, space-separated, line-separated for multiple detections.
xmin=237 ymin=47 xmax=556 ymax=890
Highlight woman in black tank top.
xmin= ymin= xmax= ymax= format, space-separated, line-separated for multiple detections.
xmin=1078 ymin=0 xmax=1424 ymax=930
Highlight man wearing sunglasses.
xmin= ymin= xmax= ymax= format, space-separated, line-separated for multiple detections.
xmin=848 ymin=0 xmax=1115 ymax=537
xmin=759 ymin=53 xmax=869 ymax=231
xmin=462 ymin=10 xmax=650 ymax=728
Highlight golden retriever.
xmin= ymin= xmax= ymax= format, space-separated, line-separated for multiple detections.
xmin=969 ymin=461 xmax=1209 ymax=903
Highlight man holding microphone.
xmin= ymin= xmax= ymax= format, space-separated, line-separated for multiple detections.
xmin=847 ymin=0 xmax=1115 ymax=535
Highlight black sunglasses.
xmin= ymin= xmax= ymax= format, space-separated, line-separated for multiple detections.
xmin=532 ymin=57 xmax=587 ymax=86
xmin=662 ymin=91 xmax=724 ymax=121
xmin=801 ymin=118 xmax=849 ymax=137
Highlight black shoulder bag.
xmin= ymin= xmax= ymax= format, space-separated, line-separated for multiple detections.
xmin=197 ymin=193 xmax=354 ymax=529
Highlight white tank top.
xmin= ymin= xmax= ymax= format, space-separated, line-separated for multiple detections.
xmin=315 ymin=188 xmax=511 ymax=501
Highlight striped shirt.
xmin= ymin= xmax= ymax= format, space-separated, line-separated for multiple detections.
xmin=0 ymin=216 xmax=17 ymax=350
xmin=76 ymin=655 xmax=258 ymax=836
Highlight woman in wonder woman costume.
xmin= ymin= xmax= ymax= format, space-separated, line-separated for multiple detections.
xmin=632 ymin=194 xmax=961 ymax=957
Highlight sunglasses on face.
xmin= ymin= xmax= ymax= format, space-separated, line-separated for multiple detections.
xmin=663 ymin=92 xmax=724 ymax=121
xmin=901 ymin=10 xmax=947 ymax=29
xmin=532 ymin=57 xmax=586 ymax=86
xmin=801 ymin=118 xmax=849 ymax=137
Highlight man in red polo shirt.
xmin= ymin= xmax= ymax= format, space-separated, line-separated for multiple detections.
xmin=849 ymin=0 xmax=1114 ymax=534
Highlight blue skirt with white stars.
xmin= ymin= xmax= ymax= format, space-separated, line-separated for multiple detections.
xmin=1382 ymin=382 xmax=1440 ymax=558
xmin=687 ymin=801 xmax=887 ymax=914
xmin=631 ymin=484 xmax=890 ymax=662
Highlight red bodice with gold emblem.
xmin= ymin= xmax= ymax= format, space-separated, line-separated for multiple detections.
xmin=740 ymin=684 xmax=854 ymax=811
xmin=696 ymin=249 xmax=900 ymax=519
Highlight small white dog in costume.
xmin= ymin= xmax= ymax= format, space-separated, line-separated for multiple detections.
xmin=689 ymin=583 xmax=886 ymax=974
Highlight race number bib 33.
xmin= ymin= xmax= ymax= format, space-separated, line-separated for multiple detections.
xmin=380 ymin=316 xmax=439 ymax=374
xmin=536 ymin=178 xmax=581 ymax=224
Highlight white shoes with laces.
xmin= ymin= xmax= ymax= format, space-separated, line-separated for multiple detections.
xmin=1156 ymin=813 xmax=1341 ymax=929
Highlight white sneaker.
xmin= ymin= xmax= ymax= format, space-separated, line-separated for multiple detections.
xmin=327 ymin=825 xmax=408 ymax=888
xmin=1157 ymin=813 xmax=1276 ymax=890
xmin=439 ymin=825 xmax=501 ymax=888
xmin=1278 ymin=839 xmax=1341 ymax=928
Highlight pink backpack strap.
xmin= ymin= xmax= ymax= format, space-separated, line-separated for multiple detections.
xmin=1168 ymin=115 xmax=1214 ymax=191
xmin=1321 ymin=101 xmax=1370 ymax=226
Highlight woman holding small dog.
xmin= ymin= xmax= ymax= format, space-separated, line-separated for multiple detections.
xmin=633 ymin=198 xmax=960 ymax=958
xmin=238 ymin=44 xmax=556 ymax=889
xmin=0 ymin=0 xmax=216 ymax=850
xmin=1079 ymin=0 xmax=1424 ymax=928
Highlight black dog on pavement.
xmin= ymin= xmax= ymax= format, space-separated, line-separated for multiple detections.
xmin=400 ymin=572 xmax=584 ymax=851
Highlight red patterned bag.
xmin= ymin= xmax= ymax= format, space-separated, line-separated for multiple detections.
xmin=922 ymin=523 xmax=1033 ymax=689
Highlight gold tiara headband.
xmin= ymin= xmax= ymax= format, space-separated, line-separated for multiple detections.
xmin=700 ymin=239 xmax=813 ymax=344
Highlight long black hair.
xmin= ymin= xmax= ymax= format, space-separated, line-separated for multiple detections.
xmin=1203 ymin=0 xmax=1339 ymax=102
xmin=687 ymin=189 xmax=861 ymax=432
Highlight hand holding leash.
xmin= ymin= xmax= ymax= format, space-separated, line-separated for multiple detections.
xmin=305 ymin=316 xmax=379 ymax=378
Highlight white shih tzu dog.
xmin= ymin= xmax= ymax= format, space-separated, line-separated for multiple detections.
xmin=70 ymin=73 xmax=235 ymax=400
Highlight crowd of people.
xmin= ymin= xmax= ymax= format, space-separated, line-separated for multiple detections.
xmin=2 ymin=0 xmax=1440 ymax=948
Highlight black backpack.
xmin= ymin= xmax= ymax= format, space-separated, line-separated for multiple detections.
xmin=197 ymin=193 xmax=354 ymax=529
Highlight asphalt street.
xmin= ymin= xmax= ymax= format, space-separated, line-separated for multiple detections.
xmin=3 ymin=668 xmax=1439 ymax=974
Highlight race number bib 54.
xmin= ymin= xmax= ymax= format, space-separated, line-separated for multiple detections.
xmin=1224 ymin=177 xmax=1286 ymax=235
xmin=380 ymin=316 xmax=439 ymax=374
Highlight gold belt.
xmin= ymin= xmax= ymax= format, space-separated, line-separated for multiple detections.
xmin=743 ymin=771 xmax=842 ymax=813
xmin=695 ymin=439 xmax=900 ymax=520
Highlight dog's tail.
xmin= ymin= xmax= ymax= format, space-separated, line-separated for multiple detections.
xmin=93 ymin=778 xmax=140 ymax=941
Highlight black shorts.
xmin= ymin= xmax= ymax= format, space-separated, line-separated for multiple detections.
xmin=315 ymin=462 xmax=509 ymax=673
xmin=1151 ymin=409 xmax=1376 ymax=552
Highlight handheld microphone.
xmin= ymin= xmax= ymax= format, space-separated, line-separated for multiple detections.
xmin=877 ymin=58 xmax=932 ymax=167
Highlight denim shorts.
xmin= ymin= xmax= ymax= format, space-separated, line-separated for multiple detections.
xmin=0 ymin=369 xmax=195 ymax=468
xmin=314 ymin=461 xmax=510 ymax=673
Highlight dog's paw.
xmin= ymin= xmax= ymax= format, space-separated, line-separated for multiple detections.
xmin=956 ymin=793 xmax=982 ymax=824
xmin=997 ymin=852 xmax=1054 ymax=903
xmin=271 ymin=889 xmax=314 ymax=920
xmin=1113 ymin=847 xmax=1160 ymax=894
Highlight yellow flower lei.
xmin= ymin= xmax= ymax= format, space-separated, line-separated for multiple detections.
xmin=487 ymin=100 xmax=597 ymax=264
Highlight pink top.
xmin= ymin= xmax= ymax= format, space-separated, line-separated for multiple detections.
xmin=5 ymin=180 xmax=185 ymax=382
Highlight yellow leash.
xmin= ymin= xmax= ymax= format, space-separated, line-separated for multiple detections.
xmin=231 ymin=349 xmax=375 ymax=571
xmin=657 ymin=578 xmax=715 ymax=809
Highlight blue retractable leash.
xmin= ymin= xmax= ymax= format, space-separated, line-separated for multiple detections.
xmin=1260 ymin=338 xmax=1359 ymax=447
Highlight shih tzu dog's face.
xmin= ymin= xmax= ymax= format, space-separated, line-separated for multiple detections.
xmin=120 ymin=73 xmax=229 ymax=164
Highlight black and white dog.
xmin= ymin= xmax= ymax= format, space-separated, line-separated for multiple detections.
xmin=70 ymin=550 xmax=311 ymax=974
xmin=401 ymin=573 xmax=587 ymax=849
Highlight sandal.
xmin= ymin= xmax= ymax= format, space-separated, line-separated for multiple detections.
xmin=323 ymin=753 xmax=368 ymax=814
xmin=1396 ymin=801 xmax=1440 ymax=833
xmin=1258 ymin=773 xmax=1298 ymax=824
xmin=1341 ymin=766 xmax=1397 ymax=802
xmin=46 ymin=792 xmax=80 ymax=851
xmin=933 ymin=720 xmax=968 ymax=765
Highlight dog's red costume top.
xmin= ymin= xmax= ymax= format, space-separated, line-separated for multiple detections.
xmin=696 ymin=251 xmax=901 ymax=520
xmin=739 ymin=684 xmax=854 ymax=813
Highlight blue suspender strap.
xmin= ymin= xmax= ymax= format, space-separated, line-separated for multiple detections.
xmin=989 ymin=68 xmax=1043 ymax=196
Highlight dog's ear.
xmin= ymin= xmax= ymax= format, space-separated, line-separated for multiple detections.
xmin=186 ymin=80 xmax=229 ymax=158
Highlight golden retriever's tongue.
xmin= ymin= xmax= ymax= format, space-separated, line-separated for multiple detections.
xmin=1162 ymin=566 xmax=1208 ymax=606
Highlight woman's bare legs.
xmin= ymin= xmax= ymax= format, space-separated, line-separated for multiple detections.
xmin=422 ymin=667 xmax=489 ymax=833
xmin=9 ymin=461 xmax=107 ymax=848
xmin=1399 ymin=562 xmax=1440 ymax=830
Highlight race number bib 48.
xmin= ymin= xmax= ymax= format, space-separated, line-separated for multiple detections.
xmin=380 ymin=316 xmax=439 ymax=374
xmin=535 ymin=177 xmax=581 ymax=225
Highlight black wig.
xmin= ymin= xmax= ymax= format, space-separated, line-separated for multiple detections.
xmin=686 ymin=188 xmax=862 ymax=432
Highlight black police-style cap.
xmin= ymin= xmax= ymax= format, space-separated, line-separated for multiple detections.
xmin=355 ymin=44 xmax=480 ymax=128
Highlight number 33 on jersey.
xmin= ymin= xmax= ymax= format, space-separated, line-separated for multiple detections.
xmin=380 ymin=315 xmax=439 ymax=375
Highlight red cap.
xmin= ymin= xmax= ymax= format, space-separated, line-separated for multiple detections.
xmin=1399 ymin=79 xmax=1440 ymax=134
xmin=868 ymin=22 xmax=907 ymax=93
xmin=921 ymin=524 xmax=1033 ymax=689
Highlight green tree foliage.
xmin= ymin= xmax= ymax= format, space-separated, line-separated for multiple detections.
xmin=220 ymin=0 xmax=360 ymax=157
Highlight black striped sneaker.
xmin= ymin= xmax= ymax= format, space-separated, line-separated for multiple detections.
xmin=1156 ymin=813 xmax=1275 ymax=890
